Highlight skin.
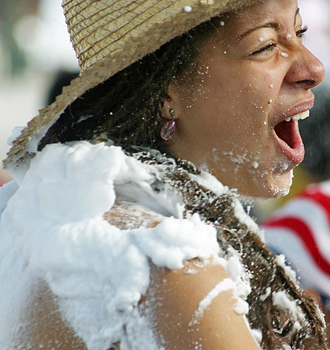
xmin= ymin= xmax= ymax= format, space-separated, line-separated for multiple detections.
xmin=19 ymin=281 xmax=87 ymax=350
xmin=23 ymin=203 xmax=261 ymax=350
xmin=151 ymin=1 xmax=326 ymax=344
xmin=21 ymin=202 xmax=330 ymax=349
xmin=19 ymin=0 xmax=326 ymax=349
xmin=163 ymin=0 xmax=325 ymax=199
xmin=146 ymin=259 xmax=261 ymax=350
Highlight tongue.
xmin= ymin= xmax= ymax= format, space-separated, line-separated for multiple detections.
xmin=274 ymin=119 xmax=305 ymax=164
xmin=274 ymin=119 xmax=296 ymax=149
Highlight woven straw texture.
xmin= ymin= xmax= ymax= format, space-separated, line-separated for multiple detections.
xmin=4 ymin=0 xmax=260 ymax=169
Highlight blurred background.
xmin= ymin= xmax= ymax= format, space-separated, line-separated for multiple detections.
xmin=0 ymin=0 xmax=78 ymax=185
xmin=0 ymin=0 xmax=330 ymax=187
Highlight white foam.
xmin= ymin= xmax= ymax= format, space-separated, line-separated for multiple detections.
xmin=1 ymin=142 xmax=236 ymax=349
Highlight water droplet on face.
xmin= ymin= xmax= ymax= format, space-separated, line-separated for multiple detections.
xmin=268 ymin=99 xmax=273 ymax=104
xmin=252 ymin=161 xmax=259 ymax=169
xmin=258 ymin=37 xmax=265 ymax=42
xmin=269 ymin=84 xmax=274 ymax=89
xmin=286 ymin=34 xmax=292 ymax=40
xmin=184 ymin=5 xmax=192 ymax=12
xmin=281 ymin=52 xmax=289 ymax=58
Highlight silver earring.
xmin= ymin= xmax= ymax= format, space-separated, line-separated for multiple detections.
xmin=160 ymin=109 xmax=176 ymax=141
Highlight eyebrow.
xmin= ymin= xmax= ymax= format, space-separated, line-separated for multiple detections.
xmin=237 ymin=8 xmax=300 ymax=41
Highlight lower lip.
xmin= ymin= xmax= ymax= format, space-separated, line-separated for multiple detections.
xmin=273 ymin=119 xmax=304 ymax=165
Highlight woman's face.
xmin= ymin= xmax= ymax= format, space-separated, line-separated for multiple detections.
xmin=165 ymin=0 xmax=325 ymax=198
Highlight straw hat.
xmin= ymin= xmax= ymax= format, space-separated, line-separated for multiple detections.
xmin=4 ymin=0 xmax=260 ymax=170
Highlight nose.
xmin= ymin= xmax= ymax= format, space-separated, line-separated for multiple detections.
xmin=285 ymin=45 xmax=325 ymax=90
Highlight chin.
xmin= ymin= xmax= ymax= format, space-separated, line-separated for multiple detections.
xmin=254 ymin=169 xmax=294 ymax=199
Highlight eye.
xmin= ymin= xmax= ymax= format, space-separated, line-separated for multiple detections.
xmin=251 ymin=42 xmax=277 ymax=56
xmin=296 ymin=25 xmax=308 ymax=39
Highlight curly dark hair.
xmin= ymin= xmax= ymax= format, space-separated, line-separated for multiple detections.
xmin=38 ymin=15 xmax=226 ymax=153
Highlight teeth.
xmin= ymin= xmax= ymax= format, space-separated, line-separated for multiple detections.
xmin=285 ymin=110 xmax=310 ymax=122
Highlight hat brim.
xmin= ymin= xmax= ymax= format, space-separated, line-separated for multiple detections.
xmin=4 ymin=0 xmax=260 ymax=170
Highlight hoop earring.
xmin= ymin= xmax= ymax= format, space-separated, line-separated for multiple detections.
xmin=160 ymin=109 xmax=176 ymax=141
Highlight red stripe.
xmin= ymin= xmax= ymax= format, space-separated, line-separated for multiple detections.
xmin=298 ymin=190 xmax=330 ymax=224
xmin=264 ymin=217 xmax=330 ymax=276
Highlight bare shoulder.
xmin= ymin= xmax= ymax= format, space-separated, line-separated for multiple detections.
xmin=145 ymin=259 xmax=261 ymax=350
xmin=21 ymin=281 xmax=120 ymax=349
xmin=18 ymin=204 xmax=259 ymax=350
xmin=19 ymin=280 xmax=86 ymax=349
xmin=105 ymin=202 xmax=260 ymax=349
xmin=17 ymin=202 xmax=160 ymax=349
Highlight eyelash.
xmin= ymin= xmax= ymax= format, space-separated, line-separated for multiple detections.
xmin=297 ymin=25 xmax=308 ymax=38
xmin=252 ymin=43 xmax=276 ymax=55
xmin=251 ymin=25 xmax=309 ymax=55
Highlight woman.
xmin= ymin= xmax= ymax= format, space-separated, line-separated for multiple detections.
xmin=0 ymin=0 xmax=326 ymax=349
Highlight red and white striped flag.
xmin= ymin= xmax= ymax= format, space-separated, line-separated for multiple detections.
xmin=262 ymin=180 xmax=330 ymax=310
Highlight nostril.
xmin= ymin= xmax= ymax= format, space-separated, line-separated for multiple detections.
xmin=296 ymin=79 xmax=316 ymax=88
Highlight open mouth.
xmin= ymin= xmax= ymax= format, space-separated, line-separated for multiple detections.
xmin=274 ymin=119 xmax=296 ymax=148
xmin=274 ymin=110 xmax=309 ymax=148
xmin=273 ymin=110 xmax=309 ymax=163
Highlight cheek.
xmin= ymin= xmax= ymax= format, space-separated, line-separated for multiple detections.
xmin=238 ymin=67 xmax=279 ymax=104
xmin=194 ymin=63 xmax=276 ymax=116
xmin=241 ymin=85 xmax=274 ymax=113
xmin=188 ymin=67 xmax=278 ymax=146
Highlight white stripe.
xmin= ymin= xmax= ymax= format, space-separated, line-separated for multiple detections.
xmin=270 ymin=197 xmax=330 ymax=261
xmin=264 ymin=227 xmax=330 ymax=298
xmin=317 ymin=180 xmax=330 ymax=196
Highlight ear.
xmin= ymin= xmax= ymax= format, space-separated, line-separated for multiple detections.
xmin=162 ymin=81 xmax=180 ymax=121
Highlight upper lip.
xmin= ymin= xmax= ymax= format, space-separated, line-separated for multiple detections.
xmin=273 ymin=97 xmax=315 ymax=126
